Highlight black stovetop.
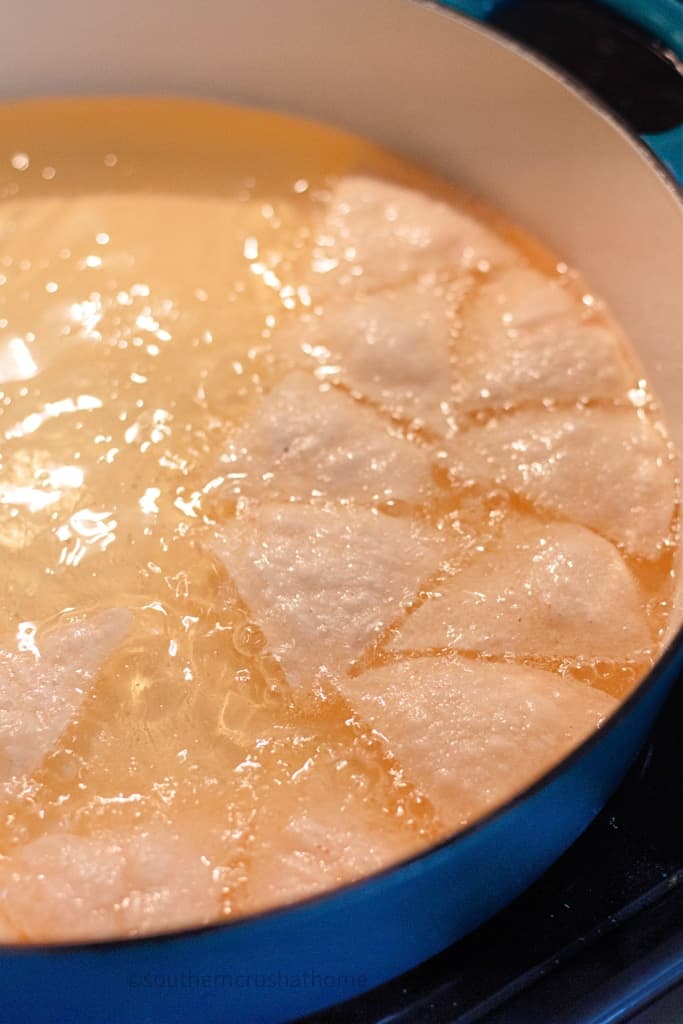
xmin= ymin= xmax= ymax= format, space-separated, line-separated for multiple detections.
xmin=302 ymin=675 xmax=683 ymax=1024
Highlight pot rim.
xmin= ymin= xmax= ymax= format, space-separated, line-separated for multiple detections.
xmin=1 ymin=0 xmax=681 ymax=956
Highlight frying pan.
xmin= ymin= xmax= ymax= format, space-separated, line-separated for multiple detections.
xmin=0 ymin=1 xmax=681 ymax=1021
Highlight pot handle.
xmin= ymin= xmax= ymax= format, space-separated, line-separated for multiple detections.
xmin=441 ymin=0 xmax=683 ymax=184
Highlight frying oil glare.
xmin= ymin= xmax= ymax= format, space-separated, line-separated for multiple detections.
xmin=0 ymin=99 xmax=677 ymax=945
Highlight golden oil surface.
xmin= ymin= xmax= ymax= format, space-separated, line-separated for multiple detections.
xmin=0 ymin=99 xmax=676 ymax=938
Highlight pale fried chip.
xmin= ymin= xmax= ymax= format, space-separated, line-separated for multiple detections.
xmin=340 ymin=656 xmax=617 ymax=828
